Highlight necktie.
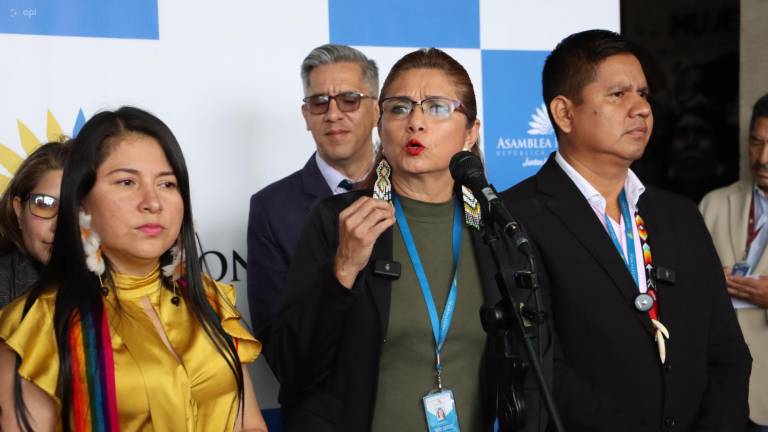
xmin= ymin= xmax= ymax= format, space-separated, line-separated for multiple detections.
xmin=338 ymin=179 xmax=355 ymax=191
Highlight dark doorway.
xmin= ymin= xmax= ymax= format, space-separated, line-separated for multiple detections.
xmin=623 ymin=0 xmax=740 ymax=202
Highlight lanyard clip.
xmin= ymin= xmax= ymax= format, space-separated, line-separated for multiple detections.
xmin=435 ymin=352 xmax=443 ymax=391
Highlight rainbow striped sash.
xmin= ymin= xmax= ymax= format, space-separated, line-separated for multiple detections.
xmin=68 ymin=307 xmax=119 ymax=431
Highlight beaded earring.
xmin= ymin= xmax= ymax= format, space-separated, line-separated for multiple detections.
xmin=459 ymin=145 xmax=482 ymax=229
xmin=462 ymin=186 xmax=481 ymax=230
xmin=161 ymin=239 xmax=184 ymax=306
xmin=80 ymin=211 xmax=108 ymax=296
xmin=372 ymin=158 xmax=392 ymax=202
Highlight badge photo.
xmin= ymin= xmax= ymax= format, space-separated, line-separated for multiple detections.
xmin=732 ymin=261 xmax=750 ymax=277
xmin=423 ymin=389 xmax=460 ymax=432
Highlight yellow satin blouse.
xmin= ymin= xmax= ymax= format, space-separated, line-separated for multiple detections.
xmin=0 ymin=267 xmax=261 ymax=431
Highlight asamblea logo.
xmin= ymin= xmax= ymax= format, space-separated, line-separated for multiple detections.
xmin=482 ymin=49 xmax=551 ymax=189
xmin=495 ymin=103 xmax=556 ymax=167
xmin=0 ymin=109 xmax=85 ymax=191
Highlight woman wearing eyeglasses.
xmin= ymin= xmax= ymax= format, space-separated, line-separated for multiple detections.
xmin=0 ymin=140 xmax=70 ymax=309
xmin=268 ymin=49 xmax=552 ymax=432
xmin=0 ymin=107 xmax=267 ymax=431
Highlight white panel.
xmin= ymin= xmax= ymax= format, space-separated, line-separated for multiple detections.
xmin=480 ymin=0 xmax=621 ymax=50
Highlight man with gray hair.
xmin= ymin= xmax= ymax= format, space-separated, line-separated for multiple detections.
xmin=247 ymin=44 xmax=379 ymax=342
xmin=700 ymin=93 xmax=768 ymax=431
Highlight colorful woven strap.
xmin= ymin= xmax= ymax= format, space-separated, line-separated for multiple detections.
xmin=68 ymin=306 xmax=119 ymax=431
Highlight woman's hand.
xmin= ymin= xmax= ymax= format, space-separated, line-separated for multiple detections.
xmin=334 ymin=197 xmax=396 ymax=288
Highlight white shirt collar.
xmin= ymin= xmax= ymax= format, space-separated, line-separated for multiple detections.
xmin=754 ymin=183 xmax=768 ymax=199
xmin=315 ymin=152 xmax=354 ymax=195
xmin=555 ymin=151 xmax=645 ymax=213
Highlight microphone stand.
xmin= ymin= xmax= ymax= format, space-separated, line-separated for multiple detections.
xmin=480 ymin=219 xmax=565 ymax=432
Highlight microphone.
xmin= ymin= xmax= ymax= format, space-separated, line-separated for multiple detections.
xmin=450 ymin=151 xmax=538 ymax=288
xmin=449 ymin=151 xmax=522 ymax=237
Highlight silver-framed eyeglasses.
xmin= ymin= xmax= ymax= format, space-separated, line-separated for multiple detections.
xmin=302 ymin=92 xmax=374 ymax=114
xmin=380 ymin=96 xmax=467 ymax=120
xmin=25 ymin=193 xmax=59 ymax=219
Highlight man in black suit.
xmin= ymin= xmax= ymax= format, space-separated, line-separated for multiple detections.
xmin=247 ymin=44 xmax=379 ymax=339
xmin=502 ymin=29 xmax=751 ymax=431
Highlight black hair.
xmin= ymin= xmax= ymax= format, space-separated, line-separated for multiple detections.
xmin=13 ymin=106 xmax=243 ymax=430
xmin=750 ymin=94 xmax=768 ymax=135
xmin=542 ymin=29 xmax=637 ymax=137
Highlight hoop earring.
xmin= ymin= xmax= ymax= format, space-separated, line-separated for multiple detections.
xmin=80 ymin=211 xmax=108 ymax=296
xmin=372 ymin=158 xmax=392 ymax=202
xmin=162 ymin=239 xmax=184 ymax=306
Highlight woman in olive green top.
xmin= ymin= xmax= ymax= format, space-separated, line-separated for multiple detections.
xmin=268 ymin=48 xmax=551 ymax=432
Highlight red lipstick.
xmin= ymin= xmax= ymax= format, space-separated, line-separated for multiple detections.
xmin=405 ymin=138 xmax=425 ymax=156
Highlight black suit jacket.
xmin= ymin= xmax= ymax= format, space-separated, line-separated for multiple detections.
xmin=502 ymin=155 xmax=751 ymax=431
xmin=266 ymin=189 xmax=554 ymax=432
xmin=247 ymin=154 xmax=332 ymax=338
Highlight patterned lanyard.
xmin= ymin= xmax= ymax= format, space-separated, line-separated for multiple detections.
xmin=746 ymin=191 xmax=768 ymax=250
xmin=606 ymin=191 xmax=670 ymax=364
xmin=748 ymin=193 xmax=758 ymax=248
xmin=634 ymin=212 xmax=658 ymax=319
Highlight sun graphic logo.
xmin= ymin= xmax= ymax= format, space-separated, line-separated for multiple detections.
xmin=0 ymin=109 xmax=85 ymax=192
xmin=527 ymin=103 xmax=554 ymax=136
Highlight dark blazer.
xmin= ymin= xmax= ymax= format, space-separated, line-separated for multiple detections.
xmin=247 ymin=154 xmax=332 ymax=338
xmin=266 ymin=189 xmax=554 ymax=432
xmin=0 ymin=248 xmax=40 ymax=309
xmin=502 ymin=154 xmax=751 ymax=432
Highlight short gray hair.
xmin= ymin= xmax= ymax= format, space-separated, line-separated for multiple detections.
xmin=300 ymin=44 xmax=379 ymax=97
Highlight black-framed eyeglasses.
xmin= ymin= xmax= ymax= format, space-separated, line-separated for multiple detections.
xmin=380 ymin=96 xmax=467 ymax=120
xmin=25 ymin=193 xmax=59 ymax=219
xmin=302 ymin=92 xmax=374 ymax=115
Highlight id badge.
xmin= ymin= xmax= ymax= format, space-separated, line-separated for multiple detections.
xmin=423 ymin=389 xmax=460 ymax=432
xmin=732 ymin=261 xmax=750 ymax=277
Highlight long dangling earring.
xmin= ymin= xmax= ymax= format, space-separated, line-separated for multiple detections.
xmin=372 ymin=158 xmax=392 ymax=202
xmin=162 ymin=238 xmax=184 ymax=306
xmin=462 ymin=186 xmax=481 ymax=230
xmin=80 ymin=211 xmax=108 ymax=296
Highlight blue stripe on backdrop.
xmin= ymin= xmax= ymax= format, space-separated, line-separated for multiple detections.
xmin=0 ymin=0 xmax=158 ymax=39
xmin=328 ymin=0 xmax=479 ymax=48
xmin=481 ymin=49 xmax=558 ymax=190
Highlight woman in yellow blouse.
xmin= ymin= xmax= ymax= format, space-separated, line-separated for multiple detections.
xmin=0 ymin=107 xmax=268 ymax=432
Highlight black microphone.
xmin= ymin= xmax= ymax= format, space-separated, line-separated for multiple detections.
xmin=449 ymin=151 xmax=522 ymax=236
xmin=450 ymin=151 xmax=538 ymax=287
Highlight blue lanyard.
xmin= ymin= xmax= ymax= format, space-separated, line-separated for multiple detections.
xmin=393 ymin=194 xmax=462 ymax=383
xmin=605 ymin=190 xmax=639 ymax=287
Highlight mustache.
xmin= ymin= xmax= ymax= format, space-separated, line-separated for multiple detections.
xmin=753 ymin=163 xmax=768 ymax=171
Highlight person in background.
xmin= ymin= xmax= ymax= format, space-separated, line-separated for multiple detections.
xmin=0 ymin=107 xmax=267 ymax=431
xmin=268 ymin=48 xmax=552 ymax=432
xmin=0 ymin=140 xmax=71 ymax=308
xmin=247 ymin=44 xmax=379 ymax=342
xmin=700 ymin=93 xmax=768 ymax=432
